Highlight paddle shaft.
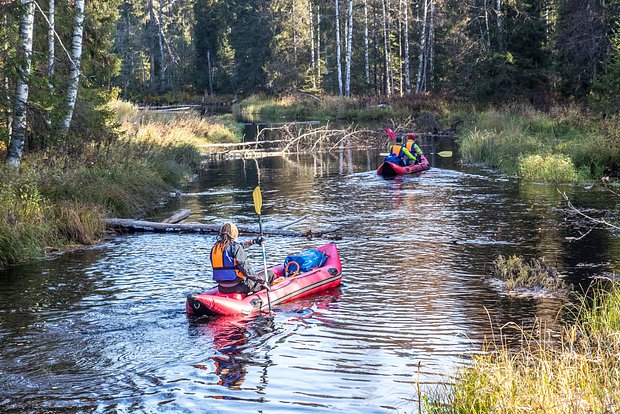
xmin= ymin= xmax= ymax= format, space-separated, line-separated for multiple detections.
xmin=258 ymin=214 xmax=272 ymax=312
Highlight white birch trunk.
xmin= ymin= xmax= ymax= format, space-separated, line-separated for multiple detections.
xmin=3 ymin=15 xmax=11 ymax=135
xmin=429 ymin=0 xmax=434 ymax=90
xmin=335 ymin=0 xmax=343 ymax=96
xmin=310 ymin=1 xmax=316 ymax=88
xmin=386 ymin=0 xmax=394 ymax=95
xmin=398 ymin=2 xmax=403 ymax=96
xmin=382 ymin=0 xmax=390 ymax=95
xmin=415 ymin=0 xmax=428 ymax=94
xmin=158 ymin=0 xmax=165 ymax=86
xmin=48 ymin=0 xmax=55 ymax=81
xmin=404 ymin=0 xmax=411 ymax=94
xmin=484 ymin=0 xmax=490 ymax=50
xmin=317 ymin=6 xmax=321 ymax=83
xmin=207 ymin=50 xmax=213 ymax=95
xmin=60 ymin=0 xmax=85 ymax=133
xmin=496 ymin=0 xmax=502 ymax=49
xmin=292 ymin=0 xmax=298 ymax=65
xmin=364 ymin=0 xmax=370 ymax=85
xmin=345 ymin=0 xmax=353 ymax=97
xmin=7 ymin=0 xmax=35 ymax=167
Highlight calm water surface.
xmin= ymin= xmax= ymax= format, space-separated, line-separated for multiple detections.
xmin=1 ymin=149 xmax=619 ymax=413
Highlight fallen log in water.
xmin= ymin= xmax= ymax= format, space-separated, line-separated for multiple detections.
xmin=162 ymin=209 xmax=192 ymax=224
xmin=105 ymin=218 xmax=339 ymax=238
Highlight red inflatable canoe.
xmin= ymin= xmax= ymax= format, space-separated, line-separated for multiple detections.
xmin=377 ymin=155 xmax=430 ymax=176
xmin=186 ymin=242 xmax=342 ymax=317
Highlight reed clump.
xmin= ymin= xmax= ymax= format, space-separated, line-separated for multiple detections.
xmin=490 ymin=254 xmax=569 ymax=292
xmin=425 ymin=283 xmax=620 ymax=413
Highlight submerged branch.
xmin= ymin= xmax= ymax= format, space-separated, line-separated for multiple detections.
xmin=559 ymin=190 xmax=620 ymax=231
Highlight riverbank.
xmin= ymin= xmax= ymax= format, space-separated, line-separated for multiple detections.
xmin=425 ymin=282 xmax=620 ymax=413
xmin=239 ymin=95 xmax=620 ymax=183
xmin=0 ymin=101 xmax=240 ymax=269
xmin=457 ymin=105 xmax=620 ymax=182
xmin=236 ymin=94 xmax=452 ymax=122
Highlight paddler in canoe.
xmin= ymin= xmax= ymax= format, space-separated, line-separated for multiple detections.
xmin=405 ymin=133 xmax=424 ymax=164
xmin=386 ymin=135 xmax=418 ymax=166
xmin=210 ymin=223 xmax=273 ymax=295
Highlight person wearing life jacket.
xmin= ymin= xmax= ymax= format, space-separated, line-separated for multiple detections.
xmin=405 ymin=134 xmax=423 ymax=164
xmin=210 ymin=223 xmax=271 ymax=295
xmin=388 ymin=135 xmax=416 ymax=166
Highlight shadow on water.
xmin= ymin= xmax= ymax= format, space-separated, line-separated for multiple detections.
xmin=1 ymin=146 xmax=619 ymax=412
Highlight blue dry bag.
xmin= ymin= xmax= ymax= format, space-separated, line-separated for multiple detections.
xmin=384 ymin=154 xmax=401 ymax=165
xmin=284 ymin=249 xmax=327 ymax=276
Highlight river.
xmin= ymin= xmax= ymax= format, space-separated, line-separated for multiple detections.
xmin=1 ymin=148 xmax=618 ymax=413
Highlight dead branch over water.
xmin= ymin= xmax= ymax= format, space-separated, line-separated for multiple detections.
xmin=201 ymin=124 xmax=387 ymax=158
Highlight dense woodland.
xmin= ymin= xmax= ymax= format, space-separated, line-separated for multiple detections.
xmin=0 ymin=0 xmax=619 ymax=167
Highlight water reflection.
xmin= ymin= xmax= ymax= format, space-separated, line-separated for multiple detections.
xmin=1 ymin=149 xmax=619 ymax=413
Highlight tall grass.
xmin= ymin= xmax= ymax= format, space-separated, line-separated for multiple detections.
xmin=458 ymin=105 xmax=620 ymax=182
xmin=425 ymin=283 xmax=620 ymax=413
xmin=0 ymin=100 xmax=215 ymax=269
xmin=237 ymin=94 xmax=414 ymax=121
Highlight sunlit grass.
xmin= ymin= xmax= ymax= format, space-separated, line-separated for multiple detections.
xmin=109 ymin=99 xmax=242 ymax=144
xmin=458 ymin=105 xmax=620 ymax=182
xmin=238 ymin=94 xmax=411 ymax=120
xmin=425 ymin=283 xmax=620 ymax=413
xmin=0 ymin=100 xmax=211 ymax=269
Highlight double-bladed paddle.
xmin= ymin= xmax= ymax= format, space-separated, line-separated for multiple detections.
xmin=252 ymin=186 xmax=272 ymax=313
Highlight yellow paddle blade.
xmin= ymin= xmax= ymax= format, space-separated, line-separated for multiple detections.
xmin=437 ymin=151 xmax=453 ymax=157
xmin=252 ymin=186 xmax=262 ymax=215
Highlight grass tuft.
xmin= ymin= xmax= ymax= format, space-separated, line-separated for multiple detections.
xmin=425 ymin=283 xmax=620 ymax=414
xmin=490 ymin=254 xmax=569 ymax=292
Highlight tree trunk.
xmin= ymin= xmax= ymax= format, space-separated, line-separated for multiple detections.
xmin=48 ymin=0 xmax=55 ymax=82
xmin=148 ymin=0 xmax=155 ymax=88
xmin=292 ymin=0 xmax=298 ymax=67
xmin=382 ymin=0 xmax=391 ymax=95
xmin=484 ymin=0 xmax=490 ymax=50
xmin=345 ymin=0 xmax=353 ymax=97
xmin=335 ymin=0 xmax=343 ymax=96
xmin=364 ymin=0 xmax=370 ymax=85
xmin=317 ymin=5 xmax=321 ymax=85
xmin=158 ymin=0 xmax=165 ymax=87
xmin=496 ymin=0 xmax=503 ymax=50
xmin=429 ymin=0 xmax=434 ymax=90
xmin=386 ymin=0 xmax=394 ymax=95
xmin=398 ymin=1 xmax=403 ymax=96
xmin=207 ymin=49 xmax=213 ymax=95
xmin=404 ymin=0 xmax=411 ymax=94
xmin=310 ymin=1 xmax=317 ymax=89
xmin=60 ymin=0 xmax=85 ymax=134
xmin=415 ymin=0 xmax=428 ymax=94
xmin=7 ymin=0 xmax=35 ymax=168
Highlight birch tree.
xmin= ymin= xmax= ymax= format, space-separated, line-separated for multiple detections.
xmin=60 ymin=0 xmax=85 ymax=134
xmin=7 ymin=0 xmax=35 ymax=168
xmin=415 ymin=0 xmax=428 ymax=94
xmin=345 ymin=0 xmax=353 ymax=97
xmin=382 ymin=0 xmax=391 ymax=95
xmin=310 ymin=1 xmax=316 ymax=88
xmin=335 ymin=0 xmax=343 ymax=96
xmin=403 ymin=0 xmax=410 ymax=94
xmin=48 ymin=0 xmax=55 ymax=83
xmin=364 ymin=0 xmax=370 ymax=85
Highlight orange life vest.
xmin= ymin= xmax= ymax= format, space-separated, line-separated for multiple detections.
xmin=390 ymin=144 xmax=404 ymax=157
xmin=211 ymin=243 xmax=244 ymax=281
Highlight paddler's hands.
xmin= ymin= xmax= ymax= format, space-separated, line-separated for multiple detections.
xmin=253 ymin=236 xmax=265 ymax=246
